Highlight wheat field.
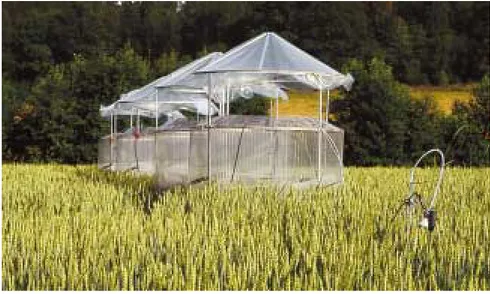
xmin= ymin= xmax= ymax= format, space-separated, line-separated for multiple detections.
xmin=2 ymin=164 xmax=489 ymax=290
xmin=274 ymin=85 xmax=473 ymax=117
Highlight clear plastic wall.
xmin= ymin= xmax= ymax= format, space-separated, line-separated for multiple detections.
xmin=97 ymin=136 xmax=112 ymax=170
xmin=97 ymin=134 xmax=156 ymax=174
xmin=204 ymin=127 xmax=343 ymax=187
xmin=98 ymin=116 xmax=344 ymax=188
xmin=154 ymin=131 xmax=192 ymax=188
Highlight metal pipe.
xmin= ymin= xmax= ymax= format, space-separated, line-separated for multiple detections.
xmin=130 ymin=108 xmax=133 ymax=129
xmin=110 ymin=111 xmax=113 ymax=169
xmin=114 ymin=102 xmax=118 ymax=135
xmin=318 ymin=85 xmax=323 ymax=182
xmin=409 ymin=149 xmax=445 ymax=209
xmin=326 ymin=89 xmax=330 ymax=123
xmin=276 ymin=87 xmax=279 ymax=119
xmin=137 ymin=109 xmax=140 ymax=131
xmin=155 ymin=89 xmax=158 ymax=128
xmin=226 ymin=81 xmax=230 ymax=116
xmin=319 ymin=88 xmax=323 ymax=123
xmin=154 ymin=89 xmax=158 ymax=175
xmin=114 ymin=103 xmax=118 ymax=171
xmin=207 ymin=74 xmax=212 ymax=182
xmin=221 ymin=88 xmax=225 ymax=116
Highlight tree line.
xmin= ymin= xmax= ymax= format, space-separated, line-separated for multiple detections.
xmin=2 ymin=2 xmax=489 ymax=165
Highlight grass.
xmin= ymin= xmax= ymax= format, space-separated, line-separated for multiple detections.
xmin=2 ymin=164 xmax=489 ymax=290
xmin=272 ymin=85 xmax=474 ymax=117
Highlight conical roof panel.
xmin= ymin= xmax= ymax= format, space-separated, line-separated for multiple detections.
xmin=197 ymin=32 xmax=341 ymax=76
xmin=155 ymin=52 xmax=223 ymax=89
xmin=121 ymin=52 xmax=223 ymax=102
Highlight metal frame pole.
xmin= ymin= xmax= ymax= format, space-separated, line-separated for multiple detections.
xmin=154 ymin=89 xmax=159 ymax=175
xmin=275 ymin=87 xmax=279 ymax=119
xmin=325 ymin=89 xmax=330 ymax=123
xmin=137 ymin=109 xmax=140 ymax=131
xmin=221 ymin=88 xmax=225 ymax=116
xmin=130 ymin=108 xmax=133 ymax=129
xmin=207 ymin=74 xmax=212 ymax=182
xmin=155 ymin=89 xmax=159 ymax=128
xmin=110 ymin=111 xmax=114 ymax=169
xmin=114 ymin=103 xmax=118 ymax=171
xmin=114 ymin=105 xmax=118 ymax=135
xmin=226 ymin=80 xmax=231 ymax=116
xmin=318 ymin=83 xmax=323 ymax=182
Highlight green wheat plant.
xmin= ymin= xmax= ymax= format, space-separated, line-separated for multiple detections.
xmin=2 ymin=164 xmax=489 ymax=290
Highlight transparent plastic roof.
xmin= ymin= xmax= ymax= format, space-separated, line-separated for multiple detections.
xmin=100 ymin=32 xmax=355 ymax=119
xmin=100 ymin=53 xmax=223 ymax=118
xmin=100 ymin=94 xmax=218 ymax=118
xmin=121 ymin=52 xmax=223 ymax=102
xmin=196 ymin=32 xmax=354 ymax=91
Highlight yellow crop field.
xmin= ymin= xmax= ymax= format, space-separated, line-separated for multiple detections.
xmin=2 ymin=164 xmax=489 ymax=290
xmin=409 ymin=84 xmax=474 ymax=114
xmin=273 ymin=85 xmax=474 ymax=117
xmin=271 ymin=90 xmax=341 ymax=118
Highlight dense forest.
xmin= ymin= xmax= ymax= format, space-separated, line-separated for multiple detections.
xmin=2 ymin=1 xmax=489 ymax=165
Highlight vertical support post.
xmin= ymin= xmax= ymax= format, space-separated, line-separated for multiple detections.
xmin=130 ymin=108 xmax=133 ymax=129
xmin=114 ymin=108 xmax=118 ymax=134
xmin=110 ymin=111 xmax=114 ymax=169
xmin=136 ymin=109 xmax=140 ymax=131
xmin=226 ymin=80 xmax=231 ymax=116
xmin=270 ymin=99 xmax=273 ymax=118
xmin=155 ymin=90 xmax=159 ymax=128
xmin=154 ymin=89 xmax=159 ymax=176
xmin=207 ymin=74 xmax=212 ymax=182
xmin=276 ymin=87 xmax=279 ymax=119
xmin=318 ymin=84 xmax=323 ymax=182
xmin=319 ymin=88 xmax=323 ymax=123
xmin=114 ymin=104 xmax=118 ymax=171
xmin=325 ymin=89 xmax=330 ymax=123
xmin=110 ymin=111 xmax=114 ymax=135
xmin=224 ymin=87 xmax=227 ymax=116
xmin=221 ymin=88 xmax=225 ymax=116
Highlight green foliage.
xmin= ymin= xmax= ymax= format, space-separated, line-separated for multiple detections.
xmin=437 ymin=71 xmax=451 ymax=86
xmin=334 ymin=58 xmax=411 ymax=165
xmin=2 ymin=2 xmax=489 ymax=164
xmin=3 ymin=45 xmax=150 ymax=162
xmin=405 ymin=97 xmax=444 ymax=161
xmin=333 ymin=59 xmax=488 ymax=166
xmin=230 ymin=97 xmax=269 ymax=116
xmin=3 ymin=2 xmax=489 ymax=86
xmin=469 ymin=74 xmax=490 ymax=133
xmin=440 ymin=75 xmax=490 ymax=166
xmin=153 ymin=49 xmax=192 ymax=77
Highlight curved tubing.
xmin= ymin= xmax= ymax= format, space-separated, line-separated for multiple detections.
xmin=408 ymin=149 xmax=445 ymax=209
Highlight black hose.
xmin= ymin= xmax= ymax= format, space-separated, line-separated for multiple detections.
xmin=230 ymin=126 xmax=246 ymax=183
